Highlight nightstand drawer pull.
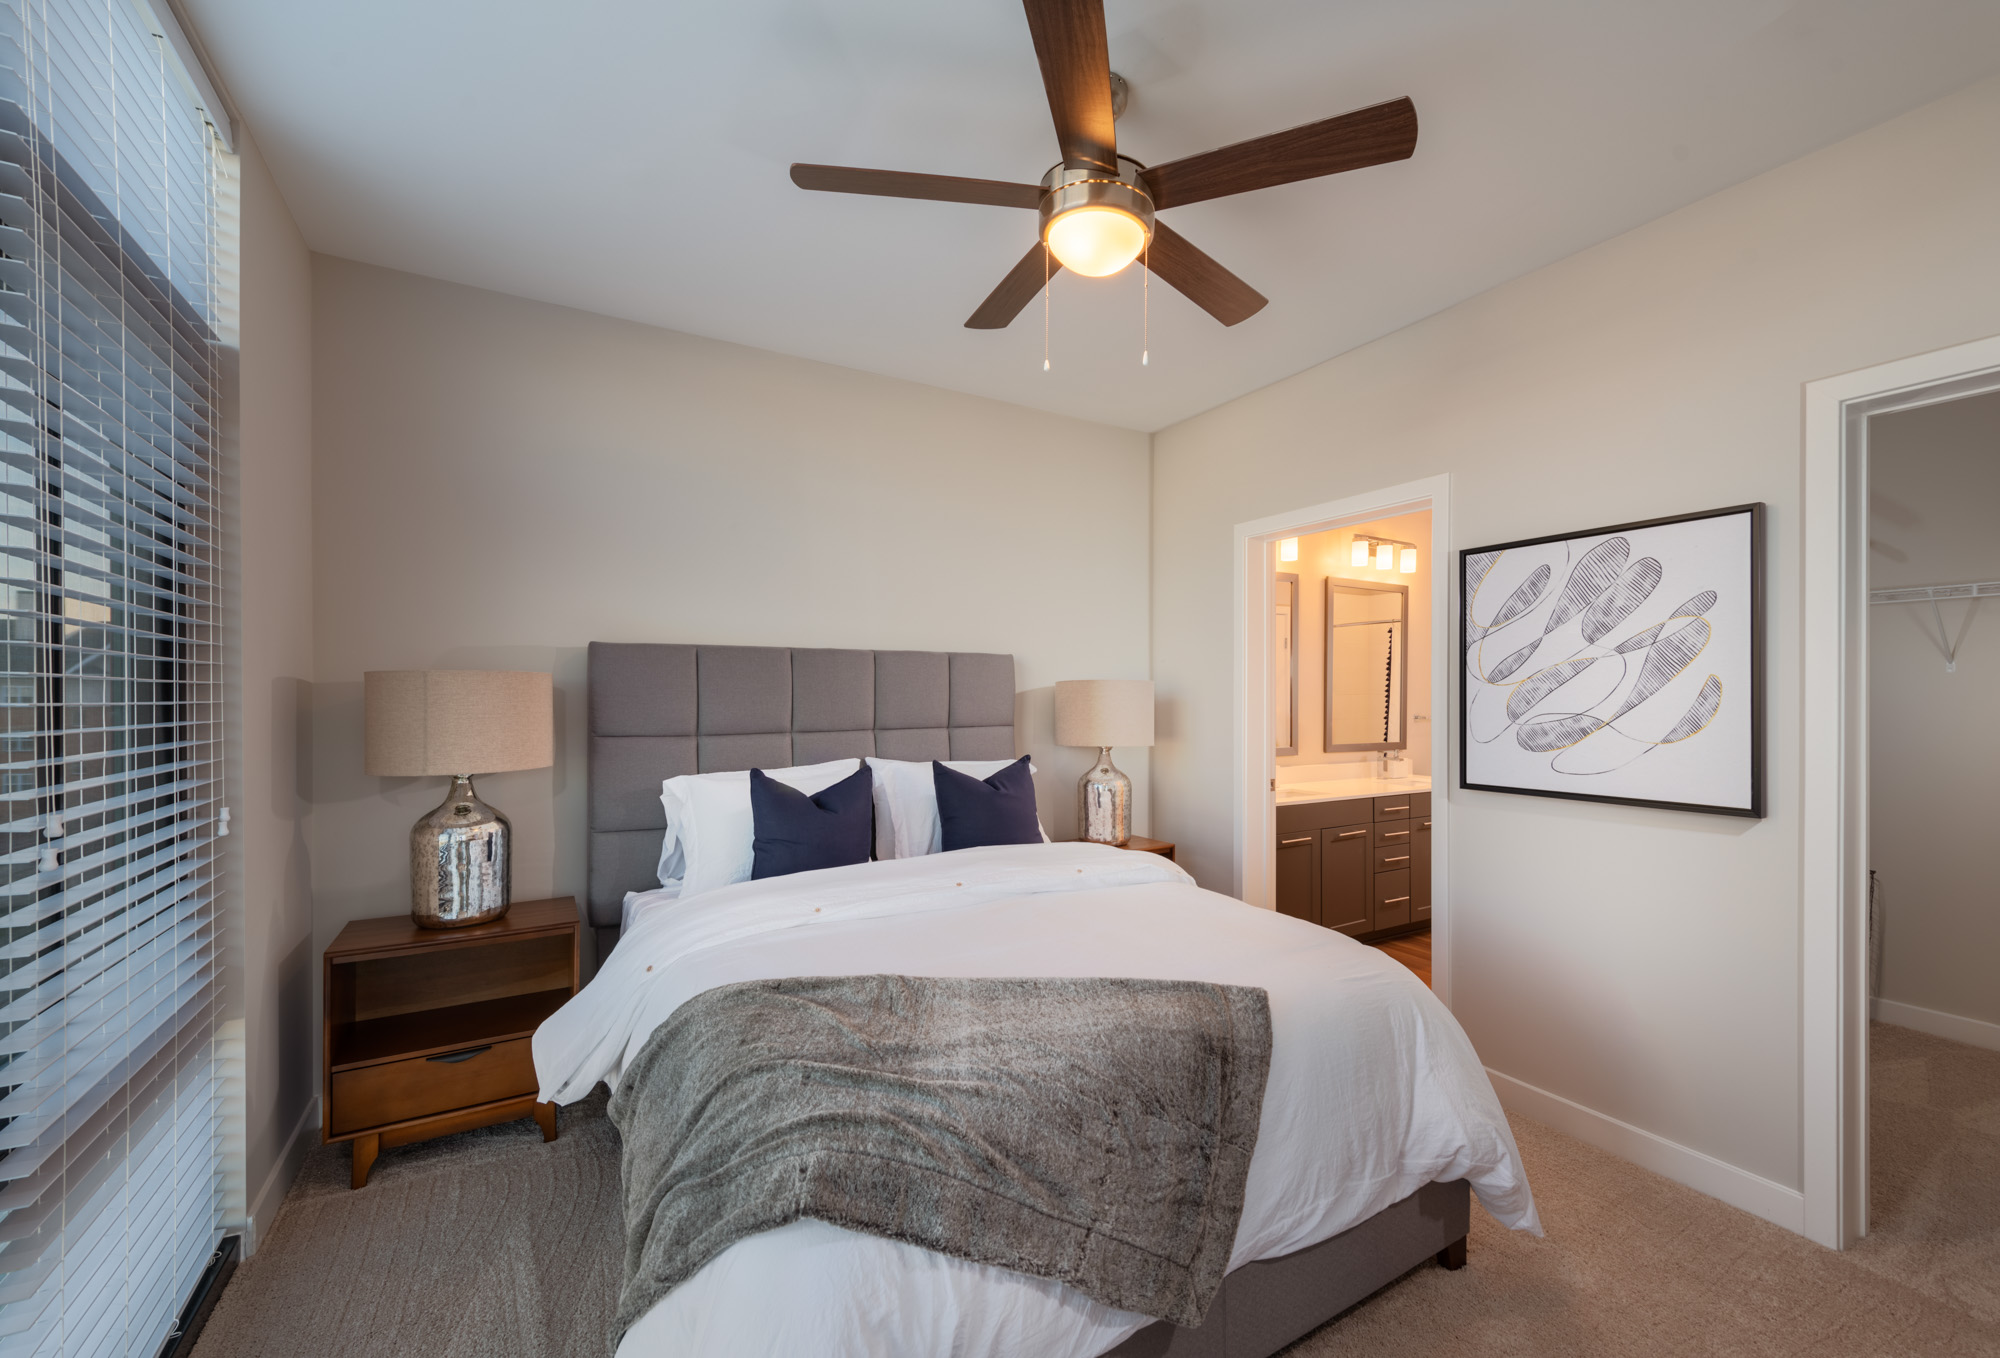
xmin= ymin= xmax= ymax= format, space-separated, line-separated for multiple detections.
xmin=1279 ymin=836 xmax=1313 ymax=846
xmin=1382 ymin=896 xmax=1410 ymax=905
xmin=1336 ymin=829 xmax=1367 ymax=839
xmin=427 ymin=1046 xmax=491 ymax=1064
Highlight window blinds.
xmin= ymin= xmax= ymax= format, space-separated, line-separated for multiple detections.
xmin=0 ymin=0 xmax=223 ymax=1354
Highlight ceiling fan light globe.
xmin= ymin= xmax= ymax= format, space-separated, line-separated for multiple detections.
xmin=1045 ymin=206 xmax=1148 ymax=278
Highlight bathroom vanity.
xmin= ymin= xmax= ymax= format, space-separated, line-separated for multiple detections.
xmin=1275 ymin=778 xmax=1431 ymax=940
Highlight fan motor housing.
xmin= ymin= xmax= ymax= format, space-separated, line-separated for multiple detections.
xmin=1039 ymin=157 xmax=1155 ymax=243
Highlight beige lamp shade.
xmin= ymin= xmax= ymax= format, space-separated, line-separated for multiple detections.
xmin=364 ymin=670 xmax=553 ymax=776
xmin=1054 ymin=679 xmax=1155 ymax=748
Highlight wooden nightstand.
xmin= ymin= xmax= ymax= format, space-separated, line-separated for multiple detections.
xmin=1120 ymin=836 xmax=1175 ymax=861
xmin=322 ymin=897 xmax=579 ymax=1188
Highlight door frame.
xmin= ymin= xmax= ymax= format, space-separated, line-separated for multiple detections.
xmin=1232 ymin=475 xmax=1453 ymax=1000
xmin=1801 ymin=332 xmax=2000 ymax=1248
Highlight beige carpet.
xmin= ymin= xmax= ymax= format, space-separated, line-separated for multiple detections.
xmin=196 ymin=1026 xmax=2000 ymax=1357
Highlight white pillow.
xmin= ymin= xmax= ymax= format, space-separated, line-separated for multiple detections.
xmin=659 ymin=759 xmax=863 ymax=898
xmin=866 ymin=757 xmax=1042 ymax=860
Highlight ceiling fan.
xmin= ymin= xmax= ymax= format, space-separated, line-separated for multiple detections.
xmin=789 ymin=0 xmax=1417 ymax=331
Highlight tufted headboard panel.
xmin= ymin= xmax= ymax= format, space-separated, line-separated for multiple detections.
xmin=586 ymin=642 xmax=1017 ymax=954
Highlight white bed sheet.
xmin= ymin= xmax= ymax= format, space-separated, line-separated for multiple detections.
xmin=533 ymin=842 xmax=1538 ymax=1358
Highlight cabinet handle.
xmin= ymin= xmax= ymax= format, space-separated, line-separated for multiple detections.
xmin=1382 ymin=896 xmax=1410 ymax=905
xmin=1336 ymin=829 xmax=1366 ymax=839
xmin=1383 ymin=855 xmax=1409 ymax=863
xmin=427 ymin=1046 xmax=490 ymax=1064
xmin=1423 ymin=820 xmax=1432 ymax=828
xmin=1279 ymin=836 xmax=1312 ymax=846
xmin=1383 ymin=830 xmax=1409 ymax=839
xmin=1380 ymin=805 xmax=1409 ymax=813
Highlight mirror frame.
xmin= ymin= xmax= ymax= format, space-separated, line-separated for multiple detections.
xmin=1324 ymin=578 xmax=1409 ymax=754
xmin=1275 ymin=572 xmax=1299 ymax=756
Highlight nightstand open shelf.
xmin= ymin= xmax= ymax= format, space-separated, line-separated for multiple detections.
xmin=330 ymin=988 xmax=573 ymax=1071
xmin=323 ymin=897 xmax=579 ymax=1187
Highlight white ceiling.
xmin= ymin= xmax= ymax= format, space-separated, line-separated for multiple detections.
xmin=185 ymin=0 xmax=2000 ymax=432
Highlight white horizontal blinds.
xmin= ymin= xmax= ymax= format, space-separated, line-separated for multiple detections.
xmin=0 ymin=0 xmax=221 ymax=1355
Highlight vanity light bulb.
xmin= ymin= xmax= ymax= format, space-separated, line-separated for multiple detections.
xmin=1399 ymin=547 xmax=1417 ymax=574
xmin=1278 ymin=538 xmax=1298 ymax=563
xmin=1375 ymin=542 xmax=1394 ymax=571
xmin=1350 ymin=539 xmax=1371 ymax=567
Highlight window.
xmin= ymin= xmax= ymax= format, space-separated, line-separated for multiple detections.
xmin=0 ymin=0 xmax=224 ymax=1353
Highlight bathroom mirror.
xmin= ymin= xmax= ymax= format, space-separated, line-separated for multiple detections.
xmin=1325 ymin=580 xmax=1408 ymax=753
xmin=1275 ymin=573 xmax=1298 ymax=756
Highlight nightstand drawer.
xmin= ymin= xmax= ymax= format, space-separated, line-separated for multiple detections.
xmin=329 ymin=1036 xmax=535 ymax=1136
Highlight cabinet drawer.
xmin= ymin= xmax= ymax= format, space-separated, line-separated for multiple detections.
xmin=1373 ymin=795 xmax=1413 ymax=822
xmin=1276 ymin=797 xmax=1375 ymax=836
xmin=1373 ymin=842 xmax=1415 ymax=873
xmin=1371 ymin=820 xmax=1416 ymax=848
xmin=329 ymin=1036 xmax=535 ymax=1136
xmin=1374 ymin=869 xmax=1413 ymax=930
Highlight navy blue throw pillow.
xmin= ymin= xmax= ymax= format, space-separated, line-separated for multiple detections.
xmin=750 ymin=765 xmax=874 ymax=880
xmin=933 ymin=756 xmax=1042 ymax=851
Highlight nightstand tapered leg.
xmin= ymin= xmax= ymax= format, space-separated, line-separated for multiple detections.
xmin=351 ymin=1134 xmax=380 ymax=1189
xmin=534 ymin=1101 xmax=557 ymax=1143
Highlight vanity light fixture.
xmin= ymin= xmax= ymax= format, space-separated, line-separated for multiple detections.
xmin=1399 ymin=547 xmax=1418 ymax=574
xmin=1375 ymin=542 xmax=1395 ymax=571
xmin=1350 ymin=538 xmax=1371 ymax=568
xmin=1279 ymin=538 xmax=1298 ymax=563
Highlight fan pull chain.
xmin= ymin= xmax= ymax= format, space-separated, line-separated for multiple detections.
xmin=1141 ymin=236 xmax=1150 ymax=367
xmin=1042 ymin=242 xmax=1051 ymax=372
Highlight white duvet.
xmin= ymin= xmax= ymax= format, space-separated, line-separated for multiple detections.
xmin=534 ymin=842 xmax=1539 ymax=1358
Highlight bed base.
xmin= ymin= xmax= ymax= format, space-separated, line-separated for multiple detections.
xmin=1101 ymin=1179 xmax=1470 ymax=1358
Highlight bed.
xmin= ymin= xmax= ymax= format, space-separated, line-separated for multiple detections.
xmin=539 ymin=642 xmax=1538 ymax=1357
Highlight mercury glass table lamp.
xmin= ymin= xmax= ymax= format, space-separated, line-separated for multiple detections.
xmin=1054 ymin=679 xmax=1156 ymax=846
xmin=364 ymin=670 xmax=553 ymax=928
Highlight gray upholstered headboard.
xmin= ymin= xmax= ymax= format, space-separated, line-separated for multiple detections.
xmin=587 ymin=642 xmax=1017 ymax=956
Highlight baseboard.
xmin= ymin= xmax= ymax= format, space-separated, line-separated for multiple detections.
xmin=1873 ymin=997 xmax=2000 ymax=1052
xmin=245 ymin=1097 xmax=318 ymax=1257
xmin=1486 ymin=1068 xmax=1806 ymax=1236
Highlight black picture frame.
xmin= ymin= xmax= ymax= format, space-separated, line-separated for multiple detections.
xmin=1458 ymin=502 xmax=1765 ymax=818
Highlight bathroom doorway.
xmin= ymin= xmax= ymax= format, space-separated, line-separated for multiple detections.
xmin=1232 ymin=476 xmax=1453 ymax=1001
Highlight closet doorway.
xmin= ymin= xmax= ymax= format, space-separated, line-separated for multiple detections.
xmin=1803 ymin=330 xmax=2000 ymax=1249
xmin=1233 ymin=476 xmax=1453 ymax=1001
xmin=1861 ymin=390 xmax=2000 ymax=1275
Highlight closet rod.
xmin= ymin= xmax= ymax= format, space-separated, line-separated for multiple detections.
xmin=1869 ymin=579 xmax=1997 ymax=672
xmin=1868 ymin=580 xmax=2000 ymax=605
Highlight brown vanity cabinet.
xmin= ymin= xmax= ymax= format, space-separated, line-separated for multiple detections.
xmin=1318 ymin=824 xmax=1372 ymax=935
xmin=1276 ymin=791 xmax=1431 ymax=941
xmin=1276 ymin=830 xmax=1318 ymax=925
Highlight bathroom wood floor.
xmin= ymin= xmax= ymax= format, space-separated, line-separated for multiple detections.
xmin=1371 ymin=929 xmax=1431 ymax=988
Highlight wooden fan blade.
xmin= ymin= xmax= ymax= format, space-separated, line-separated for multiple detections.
xmin=1141 ymin=97 xmax=1417 ymax=210
xmin=1021 ymin=0 xmax=1117 ymax=172
xmin=966 ymin=241 xmax=1059 ymax=329
xmin=1145 ymin=221 xmax=1267 ymax=326
xmin=790 ymin=164 xmax=1043 ymax=210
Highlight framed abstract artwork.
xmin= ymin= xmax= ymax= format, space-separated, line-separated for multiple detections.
xmin=1459 ymin=503 xmax=1764 ymax=817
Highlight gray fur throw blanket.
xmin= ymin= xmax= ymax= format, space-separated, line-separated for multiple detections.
xmin=607 ymin=974 xmax=1272 ymax=1344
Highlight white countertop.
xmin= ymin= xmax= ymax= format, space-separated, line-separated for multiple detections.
xmin=1275 ymin=775 xmax=1432 ymax=806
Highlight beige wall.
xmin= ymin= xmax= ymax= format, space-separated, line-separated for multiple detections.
xmin=1868 ymin=390 xmax=2000 ymax=1032
xmin=1149 ymin=76 xmax=2000 ymax=1202
xmin=308 ymin=257 xmax=1152 ymax=985
xmin=1276 ymin=511 xmax=1432 ymax=777
xmin=223 ymin=128 xmax=317 ymax=1246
